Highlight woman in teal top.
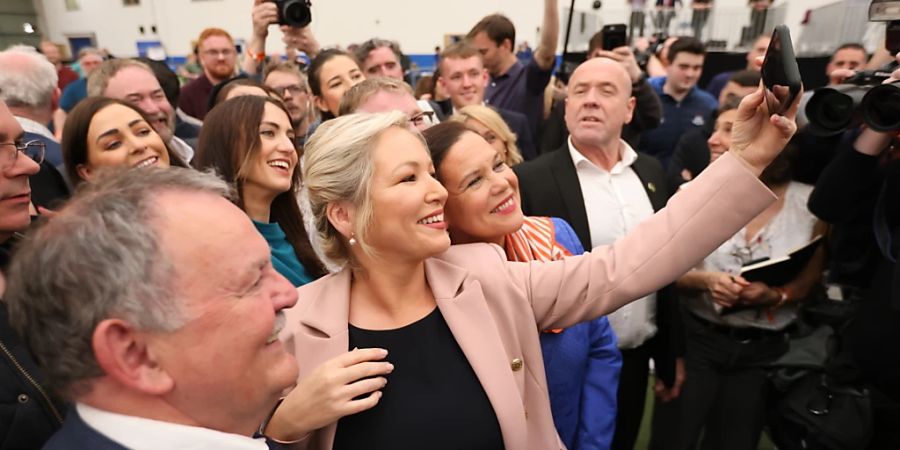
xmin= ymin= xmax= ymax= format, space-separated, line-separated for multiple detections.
xmin=194 ymin=95 xmax=325 ymax=285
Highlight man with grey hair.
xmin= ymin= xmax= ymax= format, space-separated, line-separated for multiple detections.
xmin=0 ymin=47 xmax=71 ymax=208
xmin=87 ymin=58 xmax=194 ymax=162
xmin=5 ymin=167 xmax=300 ymax=449
xmin=0 ymin=46 xmax=63 ymax=167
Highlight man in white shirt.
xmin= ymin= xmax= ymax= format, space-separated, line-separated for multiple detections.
xmin=87 ymin=59 xmax=194 ymax=163
xmin=4 ymin=168 xmax=300 ymax=449
xmin=514 ymin=57 xmax=685 ymax=450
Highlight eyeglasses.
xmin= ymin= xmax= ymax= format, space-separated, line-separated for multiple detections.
xmin=201 ymin=48 xmax=236 ymax=58
xmin=408 ymin=110 xmax=436 ymax=128
xmin=272 ymin=84 xmax=306 ymax=98
xmin=0 ymin=140 xmax=45 ymax=171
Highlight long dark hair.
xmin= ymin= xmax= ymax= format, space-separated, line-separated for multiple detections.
xmin=61 ymin=96 xmax=187 ymax=187
xmin=194 ymin=95 xmax=325 ymax=278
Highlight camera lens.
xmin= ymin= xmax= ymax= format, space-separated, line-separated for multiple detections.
xmin=281 ymin=0 xmax=311 ymax=28
xmin=805 ymin=85 xmax=869 ymax=136
xmin=861 ymin=82 xmax=900 ymax=132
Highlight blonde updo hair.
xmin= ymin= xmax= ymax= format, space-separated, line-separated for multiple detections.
xmin=303 ymin=111 xmax=424 ymax=267
xmin=449 ymin=104 xmax=523 ymax=166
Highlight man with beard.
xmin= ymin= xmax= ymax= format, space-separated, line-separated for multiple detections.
xmin=179 ymin=28 xmax=238 ymax=121
xmin=88 ymin=59 xmax=194 ymax=163
xmin=263 ymin=61 xmax=314 ymax=145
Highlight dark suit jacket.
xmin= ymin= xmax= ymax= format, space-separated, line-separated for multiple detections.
xmin=43 ymin=410 xmax=126 ymax=450
xmin=514 ymin=144 xmax=685 ymax=385
xmin=434 ymin=100 xmax=538 ymax=161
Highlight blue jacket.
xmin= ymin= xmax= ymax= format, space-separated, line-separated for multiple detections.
xmin=541 ymin=218 xmax=622 ymax=450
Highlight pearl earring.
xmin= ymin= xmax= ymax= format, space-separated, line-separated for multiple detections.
xmin=349 ymin=236 xmax=357 ymax=246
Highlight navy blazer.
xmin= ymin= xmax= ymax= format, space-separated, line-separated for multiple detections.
xmin=43 ymin=410 xmax=126 ymax=450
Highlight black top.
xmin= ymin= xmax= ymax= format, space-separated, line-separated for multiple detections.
xmin=333 ymin=308 xmax=504 ymax=450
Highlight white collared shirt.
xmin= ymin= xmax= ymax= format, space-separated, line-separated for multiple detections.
xmin=77 ymin=403 xmax=268 ymax=450
xmin=568 ymin=137 xmax=657 ymax=349
xmin=169 ymin=136 xmax=195 ymax=163
xmin=14 ymin=116 xmax=55 ymax=142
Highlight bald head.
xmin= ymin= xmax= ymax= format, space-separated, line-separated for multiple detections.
xmin=565 ymin=57 xmax=636 ymax=152
xmin=568 ymin=57 xmax=633 ymax=98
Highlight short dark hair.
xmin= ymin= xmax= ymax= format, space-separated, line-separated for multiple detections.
xmin=728 ymin=69 xmax=761 ymax=87
xmin=588 ymin=31 xmax=605 ymax=55
xmin=466 ymin=14 xmax=516 ymax=49
xmin=194 ymin=95 xmax=326 ymax=278
xmin=61 ymin=96 xmax=187 ymax=187
xmin=355 ymin=38 xmax=401 ymax=66
xmin=833 ymin=43 xmax=867 ymax=59
xmin=667 ymin=37 xmax=706 ymax=63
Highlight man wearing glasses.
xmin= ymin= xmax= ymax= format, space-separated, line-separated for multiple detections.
xmin=263 ymin=61 xmax=315 ymax=145
xmin=337 ymin=77 xmax=436 ymax=131
xmin=0 ymin=48 xmax=70 ymax=209
xmin=179 ymin=28 xmax=239 ymax=121
xmin=0 ymin=98 xmax=65 ymax=449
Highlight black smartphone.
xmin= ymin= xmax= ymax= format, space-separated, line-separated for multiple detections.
xmin=761 ymin=25 xmax=802 ymax=115
xmin=601 ymin=24 xmax=628 ymax=51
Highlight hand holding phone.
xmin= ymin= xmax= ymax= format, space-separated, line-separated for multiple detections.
xmin=761 ymin=25 xmax=802 ymax=115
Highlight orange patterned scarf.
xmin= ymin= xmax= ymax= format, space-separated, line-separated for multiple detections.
xmin=503 ymin=216 xmax=573 ymax=334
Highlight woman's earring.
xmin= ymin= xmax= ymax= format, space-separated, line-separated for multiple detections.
xmin=348 ymin=234 xmax=357 ymax=246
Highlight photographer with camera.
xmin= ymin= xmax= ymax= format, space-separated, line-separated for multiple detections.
xmin=807 ymin=52 xmax=900 ymax=448
xmin=244 ymin=0 xmax=319 ymax=77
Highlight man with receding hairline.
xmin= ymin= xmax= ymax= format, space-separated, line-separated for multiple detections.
xmin=515 ymin=57 xmax=685 ymax=450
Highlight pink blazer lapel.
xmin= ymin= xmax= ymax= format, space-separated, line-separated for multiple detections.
xmin=426 ymin=259 xmax=529 ymax=450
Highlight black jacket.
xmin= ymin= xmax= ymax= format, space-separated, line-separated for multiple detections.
xmin=513 ymin=144 xmax=685 ymax=385
xmin=808 ymin=143 xmax=900 ymax=401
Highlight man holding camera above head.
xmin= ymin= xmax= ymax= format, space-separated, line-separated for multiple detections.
xmin=244 ymin=0 xmax=320 ymax=77
xmin=178 ymin=28 xmax=240 ymax=121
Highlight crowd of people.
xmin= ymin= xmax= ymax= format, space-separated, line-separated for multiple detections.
xmin=0 ymin=0 xmax=898 ymax=449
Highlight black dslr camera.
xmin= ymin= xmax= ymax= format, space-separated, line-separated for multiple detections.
xmin=272 ymin=0 xmax=312 ymax=28
xmin=805 ymin=0 xmax=900 ymax=136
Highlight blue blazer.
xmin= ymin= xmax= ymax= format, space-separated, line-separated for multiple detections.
xmin=542 ymin=218 xmax=622 ymax=450
xmin=43 ymin=410 xmax=126 ymax=450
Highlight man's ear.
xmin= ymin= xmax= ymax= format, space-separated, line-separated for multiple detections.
xmin=502 ymin=38 xmax=514 ymax=53
xmin=51 ymin=87 xmax=61 ymax=111
xmin=92 ymin=319 xmax=174 ymax=396
xmin=326 ymin=200 xmax=355 ymax=240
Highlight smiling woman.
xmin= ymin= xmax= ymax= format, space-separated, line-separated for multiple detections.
xmin=193 ymin=95 xmax=325 ymax=286
xmin=61 ymin=96 xmax=187 ymax=187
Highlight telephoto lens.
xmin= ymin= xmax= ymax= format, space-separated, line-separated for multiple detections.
xmin=861 ymin=81 xmax=900 ymax=132
xmin=805 ymin=86 xmax=869 ymax=136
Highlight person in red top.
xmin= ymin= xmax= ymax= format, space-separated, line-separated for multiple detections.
xmin=39 ymin=41 xmax=78 ymax=91
xmin=178 ymin=28 xmax=238 ymax=121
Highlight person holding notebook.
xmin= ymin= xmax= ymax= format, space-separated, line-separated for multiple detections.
xmin=650 ymin=100 xmax=826 ymax=450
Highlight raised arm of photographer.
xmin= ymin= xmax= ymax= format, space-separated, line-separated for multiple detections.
xmin=534 ymin=0 xmax=560 ymax=70
xmin=282 ymin=25 xmax=321 ymax=60
xmin=242 ymin=0 xmax=279 ymax=76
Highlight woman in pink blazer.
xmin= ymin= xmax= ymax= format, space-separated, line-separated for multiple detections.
xmin=264 ymin=85 xmax=800 ymax=449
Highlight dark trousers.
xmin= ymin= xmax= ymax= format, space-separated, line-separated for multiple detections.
xmin=649 ymin=313 xmax=787 ymax=450
xmin=629 ymin=11 xmax=646 ymax=40
xmin=691 ymin=9 xmax=710 ymax=41
xmin=611 ymin=342 xmax=653 ymax=450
